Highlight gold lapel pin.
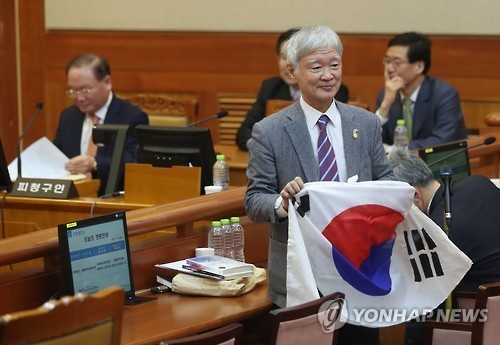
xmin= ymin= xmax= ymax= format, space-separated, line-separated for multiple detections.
xmin=353 ymin=129 xmax=359 ymax=139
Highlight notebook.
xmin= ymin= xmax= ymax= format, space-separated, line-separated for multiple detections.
xmin=58 ymin=211 xmax=154 ymax=305
xmin=418 ymin=140 xmax=471 ymax=183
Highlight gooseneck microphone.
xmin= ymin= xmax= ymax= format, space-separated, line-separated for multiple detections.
xmin=428 ymin=137 xmax=496 ymax=168
xmin=186 ymin=111 xmax=228 ymax=127
xmin=17 ymin=102 xmax=43 ymax=178
xmin=440 ymin=165 xmax=453 ymax=231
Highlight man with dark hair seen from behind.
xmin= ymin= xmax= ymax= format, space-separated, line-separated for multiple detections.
xmin=236 ymin=28 xmax=349 ymax=151
xmin=53 ymin=54 xmax=149 ymax=196
xmin=245 ymin=24 xmax=394 ymax=345
xmin=388 ymin=148 xmax=500 ymax=345
xmin=375 ymin=32 xmax=467 ymax=150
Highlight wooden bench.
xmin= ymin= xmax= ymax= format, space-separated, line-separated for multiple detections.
xmin=116 ymin=91 xmax=199 ymax=127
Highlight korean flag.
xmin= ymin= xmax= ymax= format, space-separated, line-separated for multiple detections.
xmin=286 ymin=181 xmax=472 ymax=327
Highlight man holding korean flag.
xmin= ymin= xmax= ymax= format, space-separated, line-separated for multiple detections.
xmin=245 ymin=24 xmax=471 ymax=345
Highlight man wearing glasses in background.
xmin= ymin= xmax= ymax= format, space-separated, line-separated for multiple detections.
xmin=375 ymin=32 xmax=467 ymax=150
xmin=53 ymin=54 xmax=148 ymax=196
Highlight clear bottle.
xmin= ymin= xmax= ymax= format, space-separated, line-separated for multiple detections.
xmin=231 ymin=216 xmax=245 ymax=262
xmin=220 ymin=218 xmax=234 ymax=259
xmin=213 ymin=154 xmax=229 ymax=190
xmin=208 ymin=221 xmax=224 ymax=257
xmin=394 ymin=119 xmax=409 ymax=148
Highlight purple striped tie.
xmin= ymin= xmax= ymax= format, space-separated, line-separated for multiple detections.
xmin=317 ymin=115 xmax=339 ymax=181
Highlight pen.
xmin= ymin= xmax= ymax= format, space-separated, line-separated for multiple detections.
xmin=135 ymin=285 xmax=171 ymax=295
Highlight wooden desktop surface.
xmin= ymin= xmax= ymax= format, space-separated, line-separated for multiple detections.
xmin=216 ymin=135 xmax=500 ymax=182
xmin=122 ymin=281 xmax=271 ymax=345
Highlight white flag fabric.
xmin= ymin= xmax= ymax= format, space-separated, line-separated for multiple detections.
xmin=286 ymin=181 xmax=472 ymax=327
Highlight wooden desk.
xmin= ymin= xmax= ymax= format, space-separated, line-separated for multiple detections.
xmin=214 ymin=135 xmax=500 ymax=186
xmin=122 ymin=282 xmax=271 ymax=345
xmin=214 ymin=145 xmax=248 ymax=186
xmin=1 ymin=195 xmax=150 ymax=239
xmin=467 ymin=134 xmax=500 ymax=178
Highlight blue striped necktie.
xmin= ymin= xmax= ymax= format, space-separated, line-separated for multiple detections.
xmin=317 ymin=115 xmax=339 ymax=181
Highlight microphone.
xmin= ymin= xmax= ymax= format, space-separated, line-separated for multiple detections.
xmin=428 ymin=137 xmax=496 ymax=168
xmin=17 ymin=102 xmax=43 ymax=178
xmin=440 ymin=165 xmax=453 ymax=231
xmin=186 ymin=111 xmax=228 ymax=127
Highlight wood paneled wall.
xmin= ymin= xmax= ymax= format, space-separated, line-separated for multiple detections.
xmin=42 ymin=32 xmax=500 ymax=145
xmin=4 ymin=1 xmax=500 ymax=160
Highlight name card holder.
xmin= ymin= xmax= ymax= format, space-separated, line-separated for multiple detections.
xmin=10 ymin=178 xmax=79 ymax=199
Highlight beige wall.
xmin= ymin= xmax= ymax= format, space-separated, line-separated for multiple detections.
xmin=45 ymin=0 xmax=500 ymax=35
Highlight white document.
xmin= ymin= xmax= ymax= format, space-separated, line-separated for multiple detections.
xmin=8 ymin=137 xmax=85 ymax=181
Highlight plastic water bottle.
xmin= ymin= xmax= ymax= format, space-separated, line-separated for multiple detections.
xmin=213 ymin=154 xmax=229 ymax=190
xmin=208 ymin=221 xmax=224 ymax=257
xmin=220 ymin=218 xmax=234 ymax=259
xmin=394 ymin=119 xmax=409 ymax=148
xmin=231 ymin=217 xmax=245 ymax=262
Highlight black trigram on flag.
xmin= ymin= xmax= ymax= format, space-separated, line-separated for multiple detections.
xmin=403 ymin=227 xmax=444 ymax=282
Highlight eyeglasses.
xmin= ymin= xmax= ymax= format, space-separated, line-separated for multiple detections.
xmin=66 ymin=87 xmax=94 ymax=99
xmin=382 ymin=57 xmax=410 ymax=68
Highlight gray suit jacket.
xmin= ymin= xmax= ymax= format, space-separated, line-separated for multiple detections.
xmin=244 ymin=101 xmax=394 ymax=307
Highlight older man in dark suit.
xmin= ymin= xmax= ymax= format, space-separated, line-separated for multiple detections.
xmin=53 ymin=54 xmax=148 ymax=196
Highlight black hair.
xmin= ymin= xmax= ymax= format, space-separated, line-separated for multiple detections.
xmin=388 ymin=32 xmax=431 ymax=74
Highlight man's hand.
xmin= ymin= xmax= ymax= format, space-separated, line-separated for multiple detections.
xmin=65 ymin=155 xmax=96 ymax=174
xmin=280 ymin=176 xmax=305 ymax=211
xmin=378 ymin=69 xmax=406 ymax=117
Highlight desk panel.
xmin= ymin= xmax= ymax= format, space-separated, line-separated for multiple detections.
xmin=1 ymin=196 xmax=149 ymax=239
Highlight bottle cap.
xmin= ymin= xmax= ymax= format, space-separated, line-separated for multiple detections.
xmin=220 ymin=218 xmax=230 ymax=225
xmin=195 ymin=247 xmax=215 ymax=257
xmin=216 ymin=154 xmax=225 ymax=160
xmin=397 ymin=119 xmax=406 ymax=126
xmin=204 ymin=185 xmax=223 ymax=194
xmin=211 ymin=221 xmax=221 ymax=227
xmin=231 ymin=216 xmax=240 ymax=223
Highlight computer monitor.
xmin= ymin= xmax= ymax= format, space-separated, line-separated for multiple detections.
xmin=58 ymin=211 xmax=154 ymax=305
xmin=135 ymin=125 xmax=217 ymax=193
xmin=418 ymin=140 xmax=471 ymax=183
xmin=0 ymin=139 xmax=13 ymax=192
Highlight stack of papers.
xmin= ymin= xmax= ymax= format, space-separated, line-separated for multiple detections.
xmin=8 ymin=137 xmax=86 ymax=181
xmin=156 ymin=255 xmax=254 ymax=280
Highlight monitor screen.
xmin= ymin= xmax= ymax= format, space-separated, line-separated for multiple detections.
xmin=58 ymin=212 xmax=135 ymax=299
xmin=135 ymin=125 xmax=217 ymax=193
xmin=418 ymin=140 xmax=471 ymax=183
xmin=0 ymin=138 xmax=13 ymax=192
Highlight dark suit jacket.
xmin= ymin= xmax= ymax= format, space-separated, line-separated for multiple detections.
xmin=429 ymin=175 xmax=500 ymax=292
xmin=244 ymin=101 xmax=394 ymax=307
xmin=236 ymin=76 xmax=349 ymax=150
xmin=376 ymin=76 xmax=468 ymax=150
xmin=53 ymin=94 xmax=149 ymax=195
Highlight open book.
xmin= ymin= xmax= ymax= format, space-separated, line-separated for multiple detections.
xmin=156 ymin=255 xmax=254 ymax=280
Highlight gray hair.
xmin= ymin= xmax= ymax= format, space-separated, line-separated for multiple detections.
xmin=387 ymin=148 xmax=435 ymax=188
xmin=284 ymin=24 xmax=343 ymax=70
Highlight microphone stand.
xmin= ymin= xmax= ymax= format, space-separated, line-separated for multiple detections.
xmin=186 ymin=111 xmax=228 ymax=127
xmin=17 ymin=103 xmax=43 ymax=178
xmin=440 ymin=165 xmax=453 ymax=232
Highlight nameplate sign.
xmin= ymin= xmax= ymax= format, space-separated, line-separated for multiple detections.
xmin=10 ymin=178 xmax=79 ymax=199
